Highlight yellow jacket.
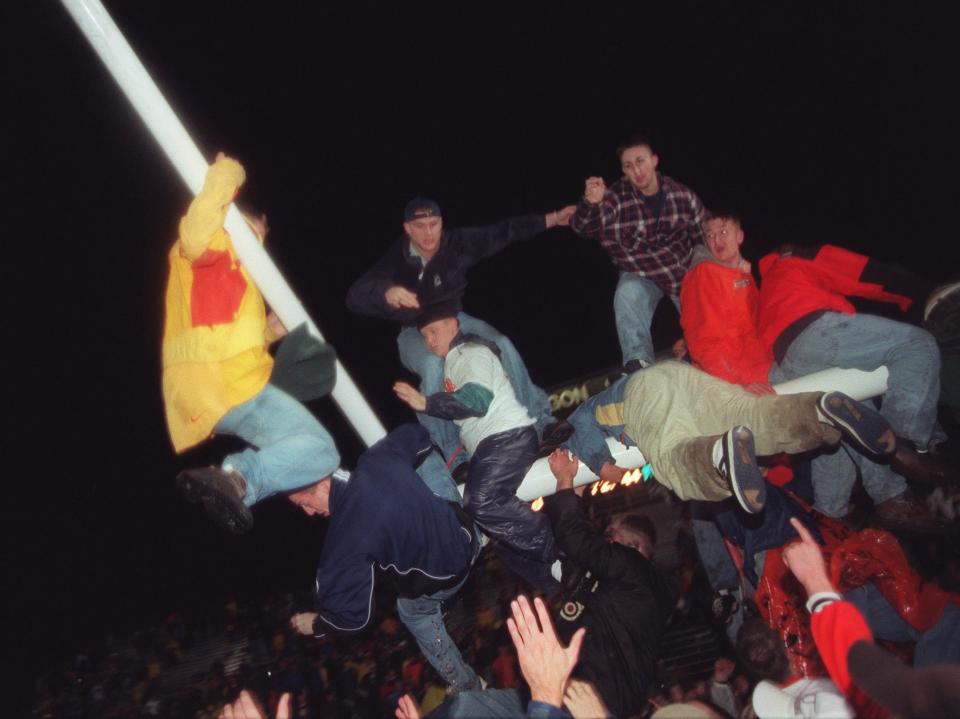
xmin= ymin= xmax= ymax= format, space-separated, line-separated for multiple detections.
xmin=161 ymin=157 xmax=275 ymax=452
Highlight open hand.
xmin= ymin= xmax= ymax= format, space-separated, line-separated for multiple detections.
xmin=385 ymin=286 xmax=421 ymax=310
xmin=290 ymin=612 xmax=318 ymax=636
xmin=548 ymin=448 xmax=579 ymax=490
xmin=394 ymin=381 xmax=427 ymax=412
xmin=507 ymin=595 xmax=585 ymax=708
xmin=219 ymin=690 xmax=290 ymax=719
xmin=395 ymin=693 xmax=422 ymax=719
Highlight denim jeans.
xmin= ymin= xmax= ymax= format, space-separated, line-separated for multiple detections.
xmin=614 ymin=272 xmax=681 ymax=367
xmin=434 ymin=688 xmax=526 ymax=718
xmin=397 ymin=312 xmax=553 ymax=468
xmin=215 ymin=383 xmax=340 ymax=506
xmin=691 ymin=511 xmax=740 ymax=592
xmin=770 ymin=312 xmax=941 ymax=516
xmin=416 ymin=449 xmax=463 ymax=504
xmin=844 ymin=583 xmax=960 ymax=666
xmin=396 ymin=573 xmax=482 ymax=694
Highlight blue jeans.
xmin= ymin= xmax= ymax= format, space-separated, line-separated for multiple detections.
xmin=691 ymin=513 xmax=740 ymax=592
xmin=215 ymin=384 xmax=340 ymax=506
xmin=434 ymin=688 xmax=526 ymax=718
xmin=396 ymin=573 xmax=481 ymax=694
xmin=416 ymin=449 xmax=463 ymax=504
xmin=844 ymin=583 xmax=960 ymax=666
xmin=397 ymin=312 xmax=553 ymax=467
xmin=614 ymin=272 xmax=681 ymax=367
xmin=770 ymin=312 xmax=941 ymax=516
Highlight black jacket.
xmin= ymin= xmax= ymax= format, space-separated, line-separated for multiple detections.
xmin=543 ymin=491 xmax=674 ymax=719
xmin=346 ymin=215 xmax=546 ymax=325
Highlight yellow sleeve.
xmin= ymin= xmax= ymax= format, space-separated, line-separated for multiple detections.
xmin=177 ymin=157 xmax=246 ymax=262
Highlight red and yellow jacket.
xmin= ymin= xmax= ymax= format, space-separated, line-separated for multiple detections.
xmin=161 ymin=157 xmax=274 ymax=452
xmin=680 ymin=259 xmax=772 ymax=385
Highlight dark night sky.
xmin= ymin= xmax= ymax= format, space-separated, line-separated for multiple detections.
xmin=7 ymin=0 xmax=958 ymax=701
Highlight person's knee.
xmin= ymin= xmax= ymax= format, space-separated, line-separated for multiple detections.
xmin=614 ymin=274 xmax=647 ymax=304
xmin=463 ymin=484 xmax=499 ymax=521
xmin=396 ymin=598 xmax=436 ymax=622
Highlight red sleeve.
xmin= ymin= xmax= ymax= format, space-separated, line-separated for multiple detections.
xmin=681 ymin=263 xmax=770 ymax=384
xmin=814 ymin=246 xmax=913 ymax=311
xmin=812 ymin=601 xmax=890 ymax=718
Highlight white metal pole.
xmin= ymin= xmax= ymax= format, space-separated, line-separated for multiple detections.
xmin=60 ymin=0 xmax=387 ymax=446
xmin=772 ymin=366 xmax=889 ymax=400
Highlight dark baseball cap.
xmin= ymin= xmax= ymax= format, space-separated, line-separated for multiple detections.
xmin=404 ymin=197 xmax=442 ymax=222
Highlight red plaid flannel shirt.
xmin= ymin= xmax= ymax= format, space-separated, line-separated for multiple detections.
xmin=571 ymin=174 xmax=705 ymax=299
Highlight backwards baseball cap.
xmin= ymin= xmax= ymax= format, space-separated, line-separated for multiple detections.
xmin=415 ymin=300 xmax=460 ymax=330
xmin=404 ymin=197 xmax=442 ymax=222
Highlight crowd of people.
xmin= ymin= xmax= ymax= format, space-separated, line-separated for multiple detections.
xmin=145 ymin=132 xmax=960 ymax=717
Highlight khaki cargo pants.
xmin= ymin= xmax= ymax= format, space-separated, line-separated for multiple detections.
xmin=622 ymin=361 xmax=841 ymax=501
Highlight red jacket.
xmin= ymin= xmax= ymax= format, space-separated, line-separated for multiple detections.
xmin=811 ymin=601 xmax=888 ymax=718
xmin=680 ymin=260 xmax=773 ymax=384
xmin=757 ymin=245 xmax=913 ymax=352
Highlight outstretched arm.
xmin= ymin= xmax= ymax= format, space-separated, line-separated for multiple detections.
xmin=179 ymin=152 xmax=245 ymax=262
xmin=394 ymin=380 xmax=494 ymax=420
xmin=543 ymin=452 xmax=650 ymax=583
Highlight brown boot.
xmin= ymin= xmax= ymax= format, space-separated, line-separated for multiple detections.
xmin=890 ymin=438 xmax=960 ymax=487
xmin=874 ymin=489 xmax=946 ymax=535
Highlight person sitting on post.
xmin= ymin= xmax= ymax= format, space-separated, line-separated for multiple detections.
xmin=570 ymin=133 xmax=706 ymax=373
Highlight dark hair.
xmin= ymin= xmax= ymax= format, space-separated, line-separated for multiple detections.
xmin=737 ymin=618 xmax=791 ymax=683
xmin=618 ymin=513 xmax=657 ymax=547
xmin=703 ymin=210 xmax=742 ymax=228
xmin=616 ymin=133 xmax=656 ymax=162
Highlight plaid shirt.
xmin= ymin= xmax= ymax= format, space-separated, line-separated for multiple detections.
xmin=571 ymin=174 xmax=705 ymax=299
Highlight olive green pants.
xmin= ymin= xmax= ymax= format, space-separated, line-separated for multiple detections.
xmin=623 ymin=361 xmax=841 ymax=501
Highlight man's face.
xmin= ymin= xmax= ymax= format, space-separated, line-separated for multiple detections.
xmin=604 ymin=519 xmax=631 ymax=547
xmin=419 ymin=317 xmax=459 ymax=357
xmin=404 ymin=216 xmax=443 ymax=258
xmin=288 ymin=478 xmax=332 ymax=517
xmin=703 ymin=218 xmax=745 ymax=266
xmin=620 ymin=145 xmax=659 ymax=194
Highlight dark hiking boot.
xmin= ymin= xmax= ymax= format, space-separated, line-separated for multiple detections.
xmin=874 ymin=490 xmax=946 ymax=535
xmin=717 ymin=426 xmax=766 ymax=514
xmin=890 ymin=438 xmax=960 ymax=487
xmin=177 ymin=466 xmax=253 ymax=534
xmin=538 ymin=420 xmax=575 ymax=457
xmin=818 ymin=392 xmax=897 ymax=457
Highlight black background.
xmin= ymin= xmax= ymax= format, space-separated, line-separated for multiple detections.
xmin=7 ymin=0 xmax=957 ymax=704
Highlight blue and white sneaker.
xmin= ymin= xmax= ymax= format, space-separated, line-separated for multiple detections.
xmin=819 ymin=392 xmax=896 ymax=457
xmin=717 ymin=426 xmax=766 ymax=514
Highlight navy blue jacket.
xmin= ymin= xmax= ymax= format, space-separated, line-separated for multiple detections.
xmin=345 ymin=215 xmax=547 ymax=326
xmin=312 ymin=424 xmax=474 ymax=637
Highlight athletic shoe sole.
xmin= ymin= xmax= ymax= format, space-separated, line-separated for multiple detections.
xmin=819 ymin=392 xmax=896 ymax=457
xmin=176 ymin=469 xmax=253 ymax=534
xmin=721 ymin=426 xmax=766 ymax=514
